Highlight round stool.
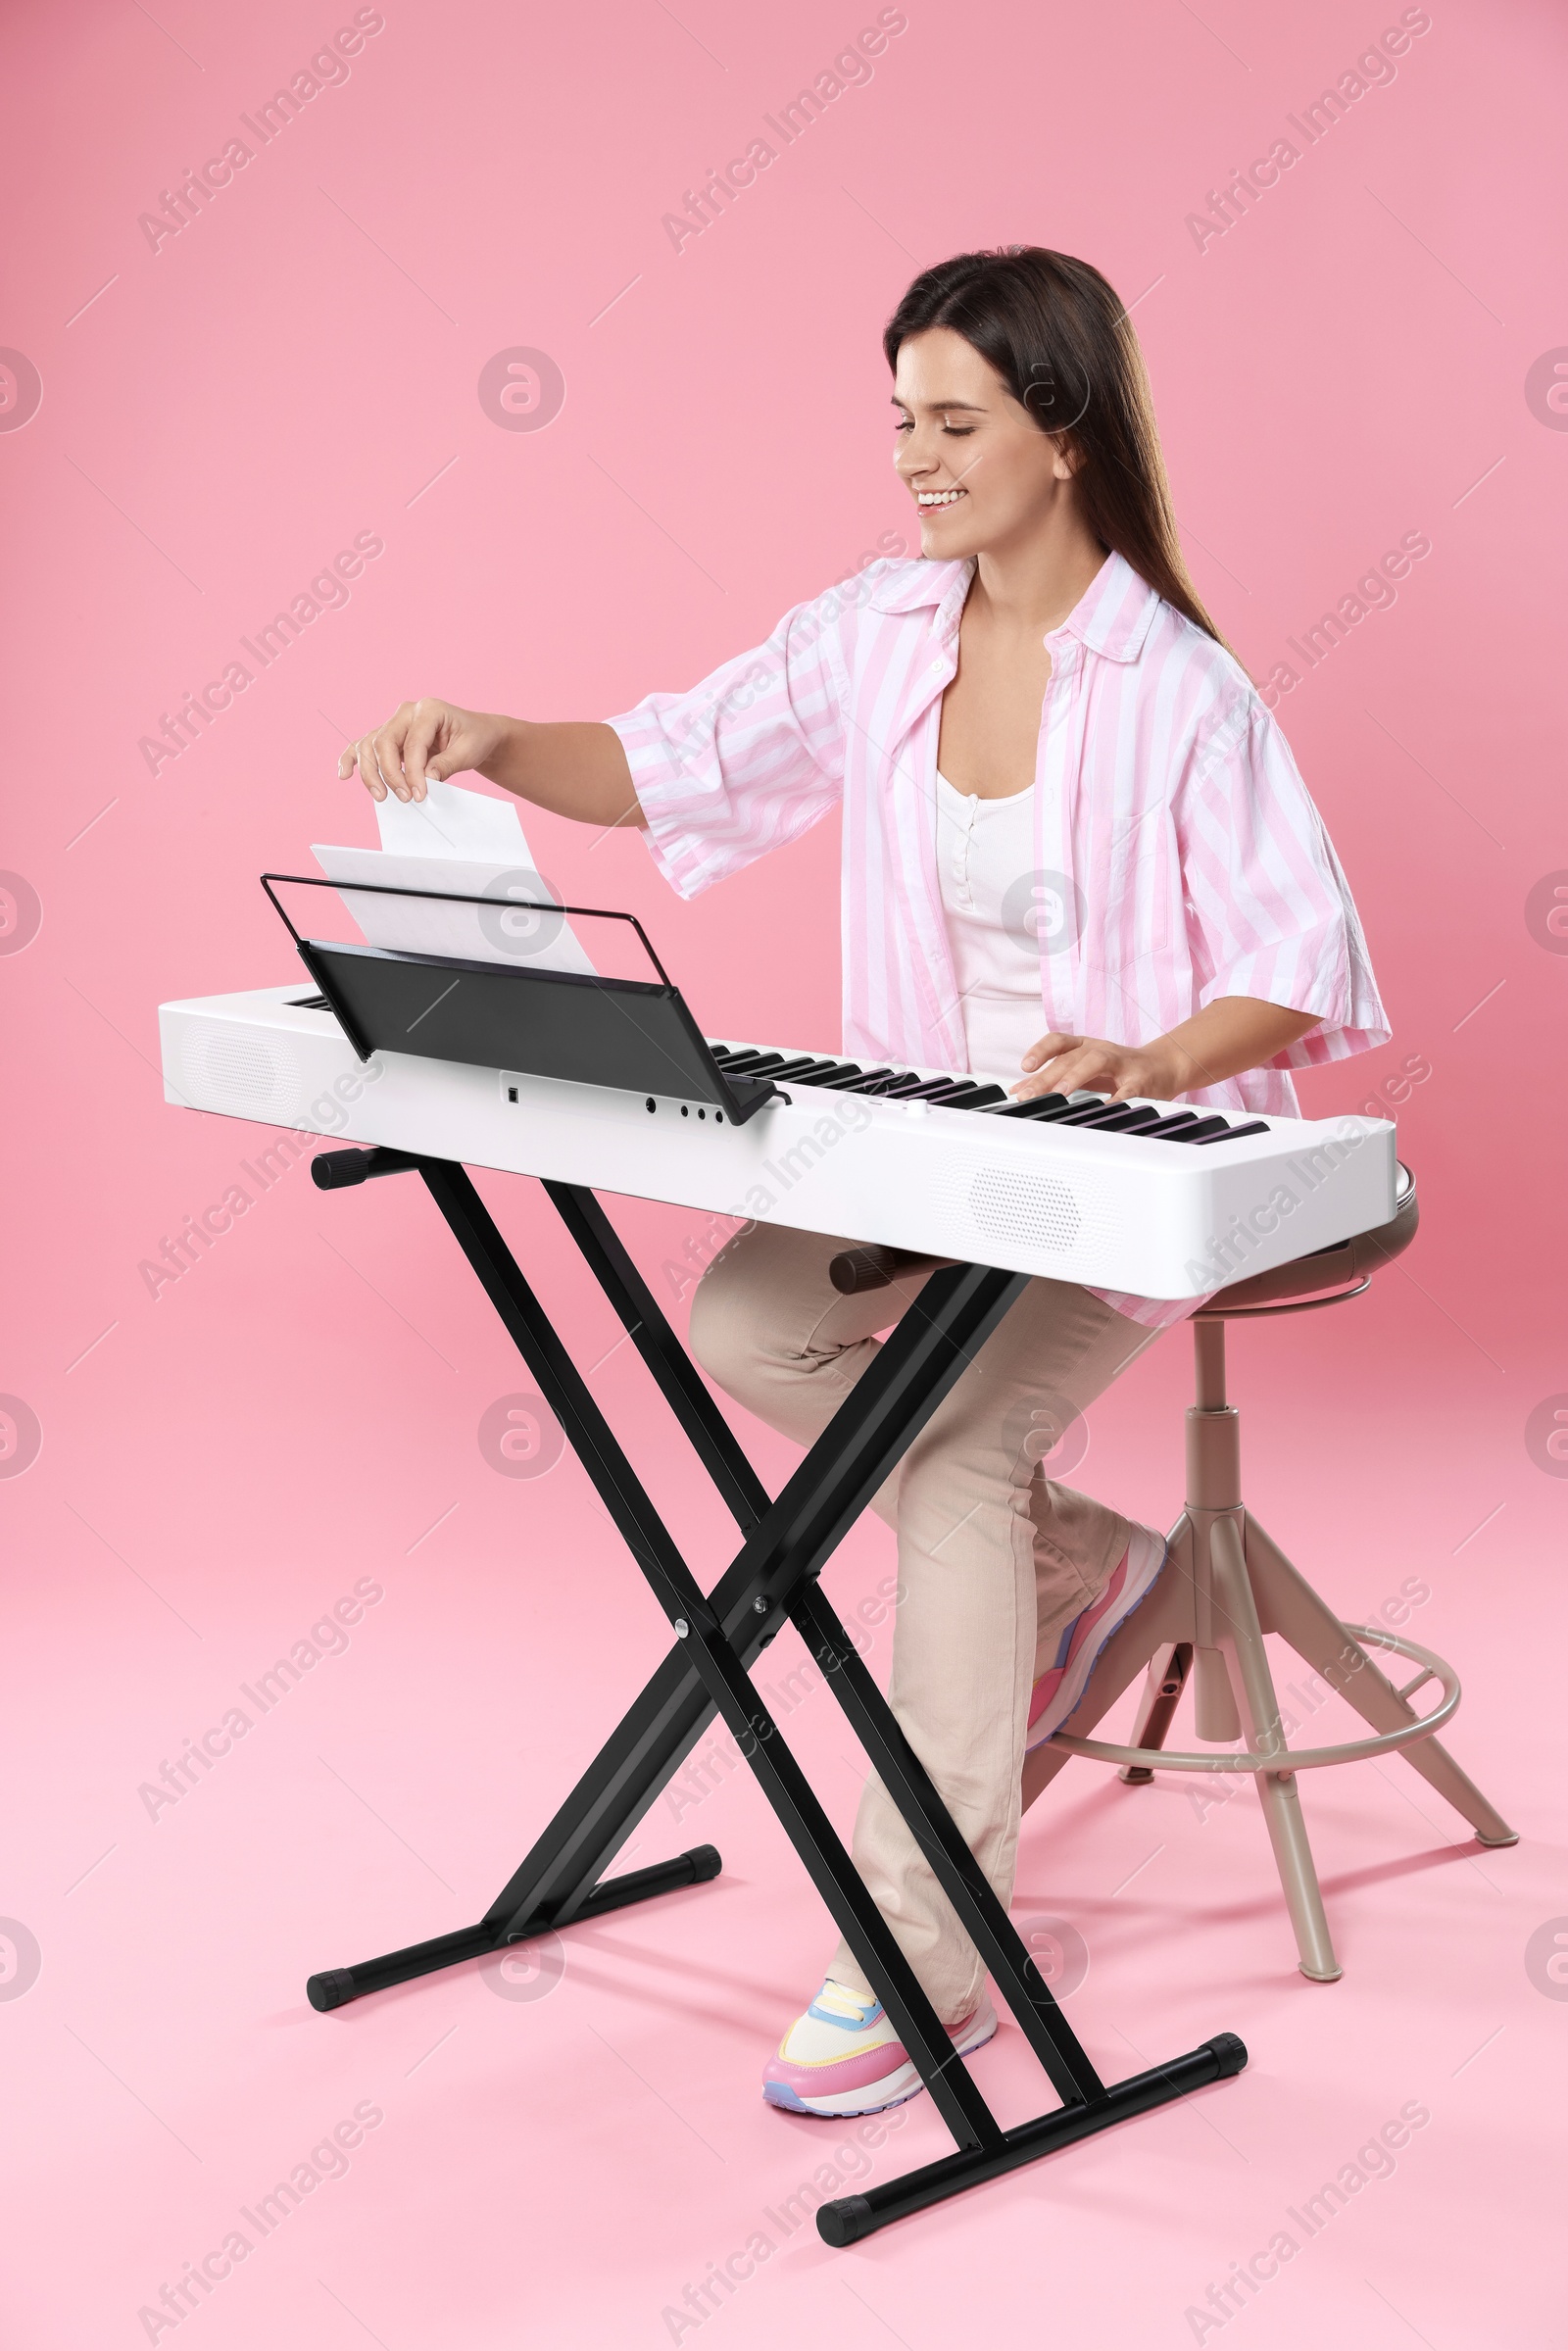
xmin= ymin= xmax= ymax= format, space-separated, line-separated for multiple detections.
xmin=1021 ymin=1161 xmax=1518 ymax=1982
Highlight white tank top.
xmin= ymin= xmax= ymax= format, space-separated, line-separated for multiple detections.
xmin=934 ymin=770 xmax=1048 ymax=1085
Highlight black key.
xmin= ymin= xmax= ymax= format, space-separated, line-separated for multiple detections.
xmin=906 ymin=1078 xmax=976 ymax=1104
xmin=1137 ymin=1111 xmax=1201 ymax=1138
xmin=1054 ymin=1102 xmax=1160 ymax=1132
xmin=1055 ymin=1102 xmax=1132 ymax=1128
xmin=819 ymin=1066 xmax=888 ymax=1091
xmin=874 ymin=1072 xmax=929 ymax=1097
xmin=1162 ymin=1116 xmax=1233 ymax=1145
xmin=896 ymin=1075 xmax=976 ymax=1101
xmin=793 ymin=1060 xmax=860 ymax=1085
xmin=724 ymin=1051 xmax=787 ymax=1074
xmin=767 ymin=1055 xmax=841 ymax=1080
xmin=987 ymin=1092 xmax=1069 ymax=1118
xmin=925 ymin=1081 xmax=1006 ymax=1108
xmin=289 ymin=993 xmax=330 ymax=1010
xmin=995 ymin=1094 xmax=1083 ymax=1121
xmin=1039 ymin=1096 xmax=1110 ymax=1121
xmin=1091 ymin=1104 xmax=1163 ymax=1132
xmin=1193 ymin=1119 xmax=1271 ymax=1145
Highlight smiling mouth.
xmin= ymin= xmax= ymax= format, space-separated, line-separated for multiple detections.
xmin=916 ymin=489 xmax=967 ymax=510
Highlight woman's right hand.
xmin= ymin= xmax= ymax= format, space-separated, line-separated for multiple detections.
xmin=338 ymin=698 xmax=512 ymax=803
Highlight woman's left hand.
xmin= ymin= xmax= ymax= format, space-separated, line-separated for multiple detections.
xmin=1015 ymin=1032 xmax=1187 ymax=1103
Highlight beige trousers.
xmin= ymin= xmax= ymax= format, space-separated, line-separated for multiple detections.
xmin=689 ymin=1221 xmax=1163 ymax=2025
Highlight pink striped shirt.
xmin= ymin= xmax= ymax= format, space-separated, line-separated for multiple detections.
xmin=608 ymin=549 xmax=1390 ymax=1327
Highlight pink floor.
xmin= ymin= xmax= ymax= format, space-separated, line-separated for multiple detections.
xmin=4 ymin=1166 xmax=1562 ymax=2351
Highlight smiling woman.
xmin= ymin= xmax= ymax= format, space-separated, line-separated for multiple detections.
xmin=335 ymin=246 xmax=1391 ymax=2115
xmin=885 ymin=248 xmax=1225 ymax=663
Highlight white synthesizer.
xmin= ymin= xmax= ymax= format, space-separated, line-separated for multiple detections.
xmin=159 ymin=983 xmax=1396 ymax=1298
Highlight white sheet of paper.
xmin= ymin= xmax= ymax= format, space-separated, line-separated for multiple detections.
xmin=372 ymin=773 xmax=533 ymax=862
xmin=311 ymin=780 xmax=597 ymax=975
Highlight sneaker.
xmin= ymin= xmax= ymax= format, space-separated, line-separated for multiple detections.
xmin=762 ymin=1979 xmax=998 ymax=2118
xmin=1026 ymin=1524 xmax=1168 ymax=1751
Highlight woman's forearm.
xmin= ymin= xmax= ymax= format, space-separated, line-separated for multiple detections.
xmin=480 ymin=717 xmax=647 ymax=830
xmin=341 ymin=698 xmax=645 ymax=827
xmin=1157 ymin=997 xmax=1321 ymax=1094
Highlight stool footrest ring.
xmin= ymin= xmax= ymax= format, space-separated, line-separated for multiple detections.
xmin=1045 ymin=1627 xmax=1460 ymax=1775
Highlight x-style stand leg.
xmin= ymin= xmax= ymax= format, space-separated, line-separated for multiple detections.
xmin=305 ymin=1152 xmax=1246 ymax=2242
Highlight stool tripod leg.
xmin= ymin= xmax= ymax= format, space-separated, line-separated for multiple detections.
xmin=1208 ymin=1515 xmax=1341 ymax=1983
xmin=1117 ymin=1515 xmax=1200 ymax=1785
xmin=1119 ymin=1644 xmax=1194 ymax=1786
xmin=1242 ymin=1520 xmax=1519 ymax=1848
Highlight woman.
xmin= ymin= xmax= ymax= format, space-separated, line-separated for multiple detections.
xmin=342 ymin=247 xmax=1389 ymax=2119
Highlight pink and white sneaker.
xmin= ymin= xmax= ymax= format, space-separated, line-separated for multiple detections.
xmin=762 ymin=1980 xmax=998 ymax=2118
xmin=1026 ymin=1525 xmax=1169 ymax=1751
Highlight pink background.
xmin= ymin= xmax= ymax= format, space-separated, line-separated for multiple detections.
xmin=3 ymin=1 xmax=1566 ymax=2345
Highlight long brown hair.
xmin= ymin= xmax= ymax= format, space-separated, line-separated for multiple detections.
xmin=883 ymin=247 xmax=1227 ymax=647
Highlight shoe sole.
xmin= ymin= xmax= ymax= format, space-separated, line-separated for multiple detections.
xmin=762 ymin=2007 xmax=999 ymax=2119
xmin=1025 ymin=1529 xmax=1169 ymax=1754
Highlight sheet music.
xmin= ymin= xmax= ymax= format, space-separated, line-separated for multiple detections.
xmin=312 ymin=778 xmax=597 ymax=975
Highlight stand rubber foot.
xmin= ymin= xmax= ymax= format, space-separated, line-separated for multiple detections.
xmin=818 ymin=2196 xmax=872 ymax=2248
xmin=308 ymin=1968 xmax=357 ymax=2012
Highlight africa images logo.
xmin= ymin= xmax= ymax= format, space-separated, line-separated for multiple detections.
xmin=0 ymin=350 xmax=43 ymax=433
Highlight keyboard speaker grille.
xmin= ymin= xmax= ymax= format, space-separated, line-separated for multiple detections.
xmin=967 ymin=1167 xmax=1082 ymax=1252
xmin=182 ymin=1030 xmax=300 ymax=1117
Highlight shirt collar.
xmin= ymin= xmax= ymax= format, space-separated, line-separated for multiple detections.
xmin=1053 ymin=548 xmax=1161 ymax=662
xmin=865 ymin=555 xmax=971 ymax=626
xmin=866 ymin=546 xmax=1161 ymax=663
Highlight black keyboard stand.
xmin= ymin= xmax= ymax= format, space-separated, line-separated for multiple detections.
xmin=304 ymin=1149 xmax=1246 ymax=2243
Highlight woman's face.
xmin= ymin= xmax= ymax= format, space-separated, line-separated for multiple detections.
xmin=891 ymin=325 xmax=1078 ymax=561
